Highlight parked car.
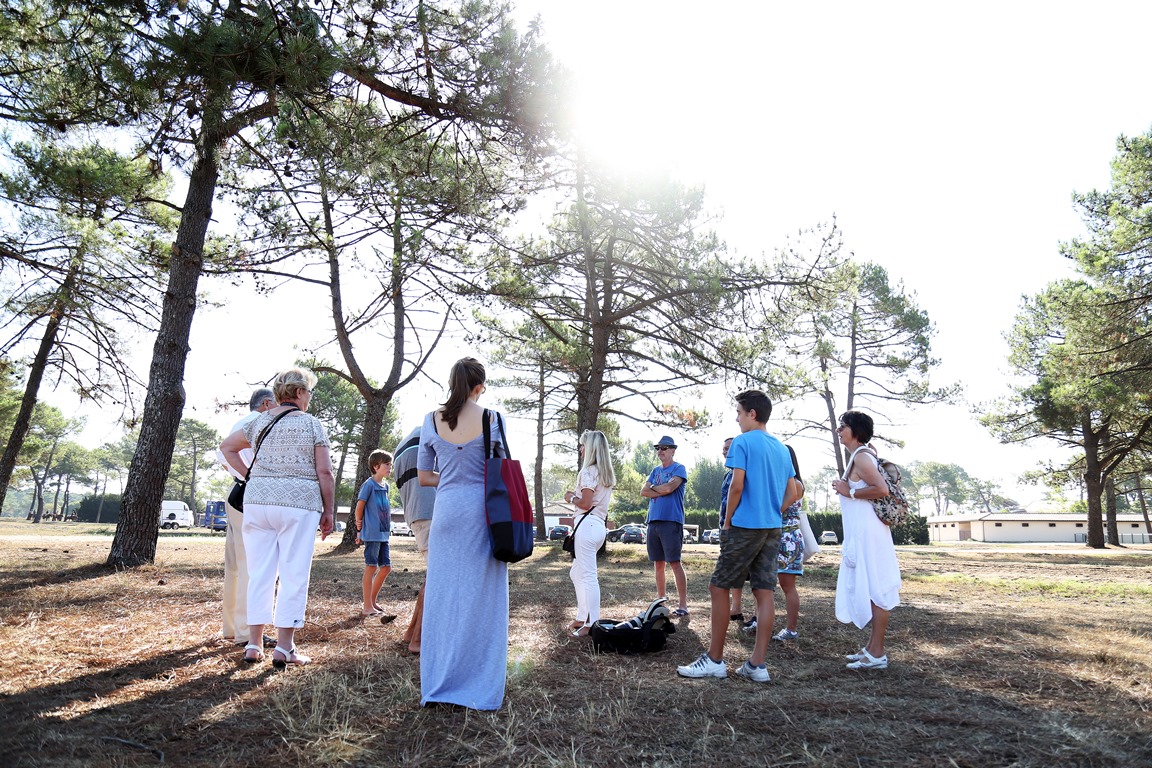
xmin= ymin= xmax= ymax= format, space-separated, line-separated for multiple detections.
xmin=701 ymin=529 xmax=721 ymax=544
xmin=682 ymin=527 xmax=695 ymax=543
xmin=548 ymin=525 xmax=572 ymax=541
xmin=391 ymin=520 xmax=412 ymax=537
xmin=618 ymin=524 xmax=647 ymax=544
xmin=819 ymin=530 xmax=839 ymax=545
xmin=605 ymin=525 xmax=628 ymax=542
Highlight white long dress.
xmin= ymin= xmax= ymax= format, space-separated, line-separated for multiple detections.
xmin=835 ymin=472 xmax=902 ymax=629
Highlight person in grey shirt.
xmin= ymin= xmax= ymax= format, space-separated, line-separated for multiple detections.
xmin=394 ymin=425 xmax=435 ymax=654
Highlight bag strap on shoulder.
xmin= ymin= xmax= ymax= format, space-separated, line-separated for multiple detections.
xmin=482 ymin=409 xmax=508 ymax=460
xmin=242 ymin=405 xmax=300 ymax=482
xmin=496 ymin=411 xmax=511 ymax=460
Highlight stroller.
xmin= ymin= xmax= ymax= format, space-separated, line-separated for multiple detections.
xmin=590 ymin=597 xmax=677 ymax=654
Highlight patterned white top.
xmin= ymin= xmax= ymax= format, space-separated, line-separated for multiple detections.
xmin=243 ymin=410 xmax=330 ymax=512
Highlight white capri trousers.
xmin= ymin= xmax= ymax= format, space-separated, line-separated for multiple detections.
xmin=243 ymin=503 xmax=319 ymax=628
xmin=570 ymin=515 xmax=607 ymax=627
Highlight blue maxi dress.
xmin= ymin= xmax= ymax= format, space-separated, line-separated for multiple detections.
xmin=417 ymin=411 xmax=509 ymax=710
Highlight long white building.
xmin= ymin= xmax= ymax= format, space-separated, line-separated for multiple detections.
xmin=925 ymin=512 xmax=1151 ymax=544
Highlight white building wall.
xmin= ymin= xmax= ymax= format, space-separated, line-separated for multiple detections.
xmin=926 ymin=513 xmax=1147 ymax=543
xmin=973 ymin=520 xmax=1086 ymax=543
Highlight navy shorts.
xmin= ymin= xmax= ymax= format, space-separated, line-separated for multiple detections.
xmin=363 ymin=540 xmax=391 ymax=567
xmin=646 ymin=520 xmax=684 ymax=563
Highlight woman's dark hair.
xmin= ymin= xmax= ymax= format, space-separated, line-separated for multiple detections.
xmin=839 ymin=410 xmax=874 ymax=443
xmin=786 ymin=444 xmax=803 ymax=485
xmin=440 ymin=357 xmax=486 ymax=430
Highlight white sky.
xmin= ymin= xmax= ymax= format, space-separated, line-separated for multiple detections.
xmin=45 ymin=1 xmax=1152 ymax=510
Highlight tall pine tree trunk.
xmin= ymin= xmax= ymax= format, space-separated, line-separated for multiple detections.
xmin=335 ymin=394 xmax=387 ymax=552
xmin=96 ymin=474 xmax=108 ymax=524
xmin=0 ymin=256 xmax=80 ymax=512
xmin=1104 ymin=476 xmax=1119 ymax=546
xmin=1136 ymin=475 xmax=1152 ymax=535
xmin=1082 ymin=414 xmax=1106 ymax=549
xmin=108 ymin=133 xmax=222 ymax=567
xmin=534 ymin=362 xmax=546 ymax=539
xmin=51 ymin=474 xmax=63 ymax=519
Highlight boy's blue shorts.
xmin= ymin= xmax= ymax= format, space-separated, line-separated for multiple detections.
xmin=363 ymin=540 xmax=391 ymax=567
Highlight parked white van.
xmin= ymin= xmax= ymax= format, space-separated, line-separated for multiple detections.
xmin=159 ymin=500 xmax=194 ymax=529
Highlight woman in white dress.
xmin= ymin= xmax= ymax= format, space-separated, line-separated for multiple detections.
xmin=562 ymin=430 xmax=616 ymax=637
xmin=831 ymin=410 xmax=902 ymax=670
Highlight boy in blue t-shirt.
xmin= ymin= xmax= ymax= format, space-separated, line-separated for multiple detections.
xmin=677 ymin=390 xmax=797 ymax=683
xmin=355 ymin=450 xmax=393 ymax=617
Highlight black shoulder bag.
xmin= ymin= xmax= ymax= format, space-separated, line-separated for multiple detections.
xmin=227 ymin=406 xmax=299 ymax=512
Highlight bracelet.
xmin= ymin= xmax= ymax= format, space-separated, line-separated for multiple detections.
xmin=850 ymin=488 xmax=856 ymax=499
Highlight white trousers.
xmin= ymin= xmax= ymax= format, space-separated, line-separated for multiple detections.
xmin=222 ymin=502 xmax=249 ymax=641
xmin=569 ymin=515 xmax=606 ymax=626
xmin=243 ymin=503 xmax=318 ymax=628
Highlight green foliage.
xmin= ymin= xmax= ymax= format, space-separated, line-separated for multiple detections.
xmin=77 ymin=493 xmax=121 ymax=524
xmin=782 ymin=256 xmax=958 ymax=470
xmin=0 ymin=359 xmax=21 ymax=438
xmin=163 ymin=418 xmax=219 ymax=514
xmin=530 ymin=463 xmax=572 ymax=505
xmin=480 ymin=161 xmax=831 ymax=435
xmin=894 ymin=513 xmax=929 ymax=545
xmin=907 ymin=461 xmax=971 ymax=515
xmin=805 ymin=511 xmax=843 ymax=544
xmin=686 ymin=456 xmax=727 ymax=513
xmin=612 ymin=462 xmax=647 ymax=514
xmin=982 ymin=129 xmax=1152 ymax=547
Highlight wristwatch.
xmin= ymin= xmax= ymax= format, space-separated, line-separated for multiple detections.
xmin=849 ymin=488 xmax=857 ymax=499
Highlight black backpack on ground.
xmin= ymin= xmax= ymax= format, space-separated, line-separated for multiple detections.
xmin=590 ymin=597 xmax=676 ymax=654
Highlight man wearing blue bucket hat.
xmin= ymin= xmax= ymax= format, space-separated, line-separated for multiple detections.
xmin=641 ymin=435 xmax=690 ymax=616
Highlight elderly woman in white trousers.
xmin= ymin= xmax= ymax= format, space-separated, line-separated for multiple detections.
xmin=220 ymin=367 xmax=335 ymax=669
xmin=563 ymin=430 xmax=617 ymax=637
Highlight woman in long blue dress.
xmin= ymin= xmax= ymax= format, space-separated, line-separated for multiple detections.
xmin=417 ymin=357 xmax=509 ymax=710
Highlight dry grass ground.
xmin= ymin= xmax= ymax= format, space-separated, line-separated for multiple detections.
xmin=0 ymin=518 xmax=1150 ymax=768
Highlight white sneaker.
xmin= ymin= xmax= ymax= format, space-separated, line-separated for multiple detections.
xmin=677 ymin=653 xmax=727 ymax=678
xmin=844 ymin=648 xmax=868 ymax=661
xmin=735 ymin=660 xmax=770 ymax=682
xmin=773 ymin=628 xmax=798 ymax=642
xmin=846 ymin=649 xmax=888 ymax=670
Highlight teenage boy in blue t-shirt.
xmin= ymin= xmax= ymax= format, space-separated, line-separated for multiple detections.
xmin=355 ymin=450 xmax=393 ymax=617
xmin=677 ymin=390 xmax=797 ymax=683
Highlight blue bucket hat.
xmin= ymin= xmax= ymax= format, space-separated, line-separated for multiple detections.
xmin=653 ymin=435 xmax=677 ymax=449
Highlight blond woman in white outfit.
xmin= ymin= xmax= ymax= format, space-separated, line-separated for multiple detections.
xmin=563 ymin=430 xmax=616 ymax=637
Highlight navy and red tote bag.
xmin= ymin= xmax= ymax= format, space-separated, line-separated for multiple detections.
xmin=482 ymin=410 xmax=534 ymax=563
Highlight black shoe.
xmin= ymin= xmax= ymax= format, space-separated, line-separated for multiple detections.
xmin=237 ymin=635 xmax=276 ymax=649
xmin=730 ymin=613 xmax=745 ymax=623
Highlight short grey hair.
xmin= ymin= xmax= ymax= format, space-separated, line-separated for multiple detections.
xmin=249 ymin=387 xmax=275 ymax=411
